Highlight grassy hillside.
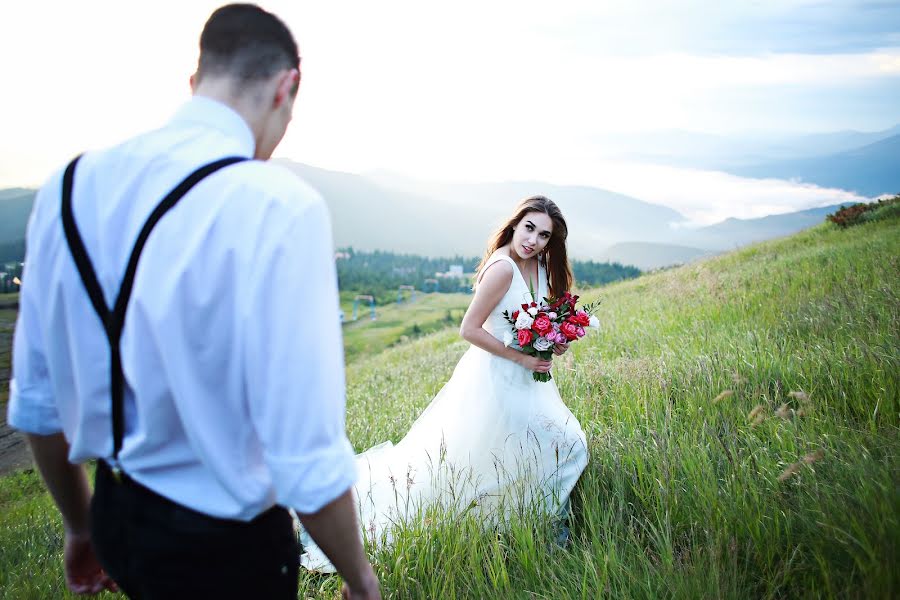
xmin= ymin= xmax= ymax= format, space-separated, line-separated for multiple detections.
xmin=2 ymin=215 xmax=898 ymax=598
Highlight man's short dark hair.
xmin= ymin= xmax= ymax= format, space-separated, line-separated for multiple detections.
xmin=197 ymin=4 xmax=300 ymax=84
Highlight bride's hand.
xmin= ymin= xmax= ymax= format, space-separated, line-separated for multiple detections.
xmin=552 ymin=341 xmax=570 ymax=356
xmin=519 ymin=354 xmax=553 ymax=373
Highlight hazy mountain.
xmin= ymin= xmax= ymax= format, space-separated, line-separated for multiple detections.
xmin=727 ymin=134 xmax=900 ymax=197
xmin=680 ymin=204 xmax=846 ymax=251
xmin=287 ymin=162 xmax=686 ymax=258
xmin=598 ymin=242 xmax=711 ymax=271
xmin=592 ymin=125 xmax=900 ymax=171
xmin=363 ymin=173 xmax=686 ymax=256
xmin=0 ymin=188 xmax=35 ymax=245
xmin=600 ymin=203 xmax=847 ymax=269
xmin=274 ymin=162 xmax=472 ymax=256
xmin=0 ymin=164 xmax=859 ymax=268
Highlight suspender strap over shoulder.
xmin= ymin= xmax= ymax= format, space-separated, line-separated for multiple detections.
xmin=60 ymin=154 xmax=249 ymax=476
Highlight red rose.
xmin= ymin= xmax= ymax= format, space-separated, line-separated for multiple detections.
xmin=532 ymin=314 xmax=553 ymax=336
xmin=572 ymin=311 xmax=590 ymax=327
xmin=511 ymin=310 xmax=520 ymax=319
xmin=560 ymin=321 xmax=579 ymax=341
xmin=517 ymin=329 xmax=534 ymax=346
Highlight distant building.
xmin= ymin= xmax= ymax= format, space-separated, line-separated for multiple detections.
xmin=436 ymin=264 xmax=465 ymax=278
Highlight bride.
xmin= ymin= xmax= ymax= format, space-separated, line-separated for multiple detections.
xmin=300 ymin=196 xmax=589 ymax=571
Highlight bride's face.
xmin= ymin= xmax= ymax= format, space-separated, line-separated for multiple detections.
xmin=510 ymin=211 xmax=553 ymax=261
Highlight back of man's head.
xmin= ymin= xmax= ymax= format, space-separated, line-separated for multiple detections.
xmin=197 ymin=3 xmax=299 ymax=85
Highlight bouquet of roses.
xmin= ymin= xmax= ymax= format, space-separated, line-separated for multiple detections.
xmin=502 ymin=291 xmax=599 ymax=382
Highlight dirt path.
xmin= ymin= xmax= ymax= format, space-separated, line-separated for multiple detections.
xmin=0 ymin=307 xmax=33 ymax=477
xmin=0 ymin=422 xmax=32 ymax=476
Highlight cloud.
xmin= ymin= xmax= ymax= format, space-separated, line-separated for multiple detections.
xmin=562 ymin=160 xmax=869 ymax=227
xmin=538 ymin=0 xmax=900 ymax=56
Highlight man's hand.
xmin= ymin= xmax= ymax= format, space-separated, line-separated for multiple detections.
xmin=26 ymin=433 xmax=117 ymax=595
xmin=64 ymin=531 xmax=118 ymax=594
xmin=299 ymin=490 xmax=381 ymax=599
xmin=341 ymin=562 xmax=381 ymax=600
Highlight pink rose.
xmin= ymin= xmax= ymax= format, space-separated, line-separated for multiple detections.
xmin=532 ymin=314 xmax=553 ymax=336
xmin=560 ymin=321 xmax=579 ymax=341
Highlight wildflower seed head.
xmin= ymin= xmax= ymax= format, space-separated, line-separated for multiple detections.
xmin=802 ymin=449 xmax=825 ymax=464
xmin=788 ymin=391 xmax=810 ymax=403
xmin=775 ymin=403 xmax=792 ymax=419
xmin=713 ymin=390 xmax=734 ymax=404
xmin=748 ymin=404 xmax=766 ymax=421
xmin=778 ymin=463 xmax=802 ymax=482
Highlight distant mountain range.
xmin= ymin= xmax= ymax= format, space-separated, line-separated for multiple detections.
xmin=1 ymin=162 xmax=853 ymax=270
xmin=594 ymin=124 xmax=900 ymax=171
xmin=590 ymin=204 xmax=846 ymax=269
xmin=727 ymin=134 xmax=900 ymax=197
xmin=597 ymin=243 xmax=712 ymax=271
xmin=0 ymin=188 xmax=34 ymax=264
xmin=6 ymin=122 xmax=895 ymax=270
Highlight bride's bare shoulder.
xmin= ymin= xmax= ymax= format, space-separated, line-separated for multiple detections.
xmin=476 ymin=254 xmax=514 ymax=288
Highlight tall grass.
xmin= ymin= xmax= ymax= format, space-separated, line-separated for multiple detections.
xmin=2 ymin=217 xmax=898 ymax=598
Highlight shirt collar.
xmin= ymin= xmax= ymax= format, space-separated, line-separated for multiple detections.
xmin=169 ymin=96 xmax=256 ymax=158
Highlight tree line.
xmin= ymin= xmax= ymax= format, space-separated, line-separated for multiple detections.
xmin=336 ymin=247 xmax=640 ymax=305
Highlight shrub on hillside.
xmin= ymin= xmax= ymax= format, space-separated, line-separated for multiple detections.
xmin=860 ymin=195 xmax=900 ymax=224
xmin=827 ymin=195 xmax=900 ymax=228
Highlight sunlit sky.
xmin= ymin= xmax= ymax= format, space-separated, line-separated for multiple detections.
xmin=2 ymin=1 xmax=899 ymax=225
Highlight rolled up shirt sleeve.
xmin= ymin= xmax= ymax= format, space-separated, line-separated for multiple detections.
xmin=243 ymin=194 xmax=356 ymax=514
xmin=8 ymin=186 xmax=63 ymax=436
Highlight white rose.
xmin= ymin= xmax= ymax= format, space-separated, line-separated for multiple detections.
xmin=527 ymin=306 xmax=538 ymax=317
xmin=533 ymin=336 xmax=554 ymax=352
xmin=514 ymin=312 xmax=534 ymax=330
xmin=503 ymin=330 xmax=514 ymax=347
xmin=589 ymin=315 xmax=600 ymax=328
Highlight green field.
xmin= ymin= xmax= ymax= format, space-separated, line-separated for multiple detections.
xmin=340 ymin=293 xmax=472 ymax=363
xmin=1 ymin=215 xmax=898 ymax=598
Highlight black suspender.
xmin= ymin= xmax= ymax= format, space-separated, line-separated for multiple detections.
xmin=60 ymin=154 xmax=248 ymax=477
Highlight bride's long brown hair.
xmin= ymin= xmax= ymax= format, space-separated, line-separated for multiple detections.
xmin=476 ymin=195 xmax=573 ymax=299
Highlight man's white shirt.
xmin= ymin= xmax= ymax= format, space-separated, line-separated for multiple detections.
xmin=8 ymin=96 xmax=357 ymax=520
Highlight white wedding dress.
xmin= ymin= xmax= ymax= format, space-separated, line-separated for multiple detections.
xmin=299 ymin=252 xmax=589 ymax=571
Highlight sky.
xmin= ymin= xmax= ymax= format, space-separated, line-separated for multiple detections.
xmin=1 ymin=0 xmax=899 ymax=225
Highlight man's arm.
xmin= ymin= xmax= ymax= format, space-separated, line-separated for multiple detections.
xmin=298 ymin=490 xmax=380 ymax=599
xmin=241 ymin=191 xmax=379 ymax=597
xmin=9 ymin=176 xmax=114 ymax=594
xmin=27 ymin=433 xmax=116 ymax=595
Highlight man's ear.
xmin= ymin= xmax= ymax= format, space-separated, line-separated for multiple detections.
xmin=189 ymin=72 xmax=198 ymax=93
xmin=273 ymin=68 xmax=300 ymax=107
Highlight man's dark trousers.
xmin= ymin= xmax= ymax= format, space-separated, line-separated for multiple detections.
xmin=91 ymin=461 xmax=299 ymax=599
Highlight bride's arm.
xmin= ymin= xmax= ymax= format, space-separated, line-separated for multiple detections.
xmin=459 ymin=261 xmax=553 ymax=374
